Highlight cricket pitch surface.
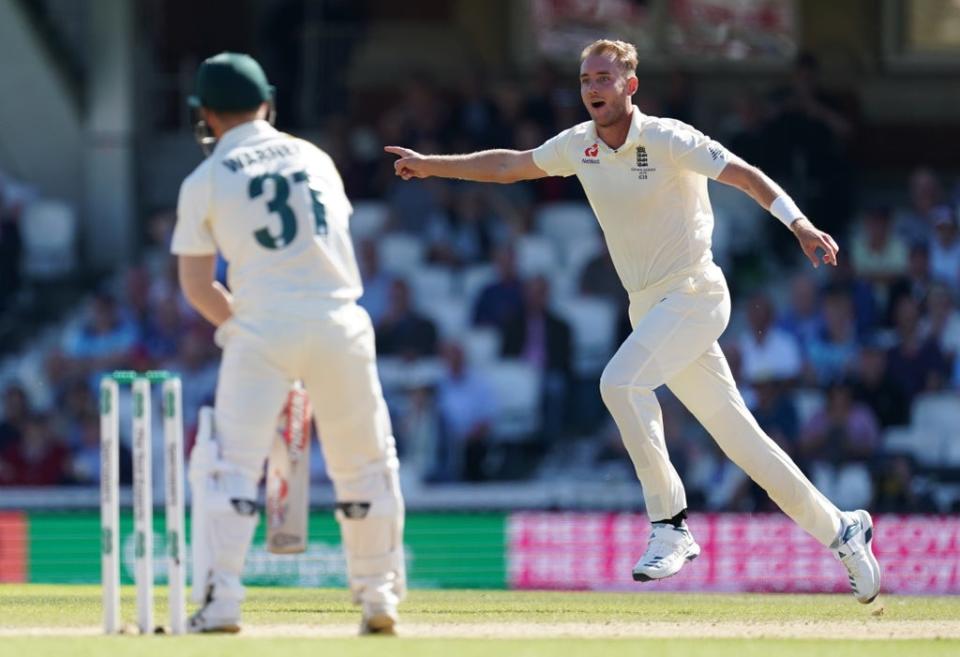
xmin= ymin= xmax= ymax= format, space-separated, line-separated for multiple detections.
xmin=2 ymin=585 xmax=959 ymax=656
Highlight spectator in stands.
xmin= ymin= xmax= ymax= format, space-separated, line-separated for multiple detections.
xmin=161 ymin=327 xmax=220 ymax=431
xmin=738 ymin=292 xmax=802 ymax=384
xmin=924 ymin=283 xmax=960 ymax=362
xmin=895 ymin=167 xmax=944 ymax=244
xmin=579 ymin=241 xmax=633 ymax=346
xmin=56 ymin=378 xmax=96 ymax=450
xmin=386 ymin=141 xmax=449 ymax=233
xmin=852 ymin=339 xmax=910 ymax=428
xmin=887 ymin=295 xmax=951 ymax=405
xmin=66 ymin=410 xmax=103 ymax=485
xmin=357 ymin=239 xmax=393 ymax=325
xmin=579 ymin=240 xmax=624 ymax=308
xmin=0 ymin=384 xmax=30 ymax=484
xmin=452 ymin=70 xmax=499 ymax=149
xmin=726 ymin=93 xmax=769 ymax=170
xmin=376 ymin=279 xmax=438 ymax=360
xmin=806 ymin=286 xmax=860 ymax=385
xmin=523 ymin=62 xmax=562 ymax=133
xmin=929 ymin=206 xmax=960 ymax=292
xmin=873 ymin=455 xmax=932 ymax=513
xmin=0 ymin=413 xmax=69 ymax=486
xmin=778 ymin=273 xmax=822 ymax=353
xmin=473 ymin=245 xmax=525 ymax=330
xmin=122 ymin=265 xmax=153 ymax=330
xmin=426 ymin=186 xmax=506 ymax=267
xmin=393 ymin=380 xmax=441 ymax=485
xmin=501 ymin=276 xmax=572 ymax=438
xmin=851 ymin=205 xmax=908 ymax=288
xmin=800 ymin=380 xmax=880 ymax=462
xmin=887 ymin=241 xmax=934 ymax=326
xmin=764 ymin=52 xmax=855 ymax=237
xmin=62 ymin=291 xmax=139 ymax=374
xmin=749 ymin=374 xmax=800 ymax=455
xmin=0 ymin=384 xmax=29 ymax=453
xmin=799 ymin=379 xmax=878 ymax=510
xmin=0 ymin=190 xmax=22 ymax=316
xmin=824 ymin=257 xmax=877 ymax=337
xmin=140 ymin=295 xmax=184 ymax=366
xmin=434 ymin=341 xmax=496 ymax=482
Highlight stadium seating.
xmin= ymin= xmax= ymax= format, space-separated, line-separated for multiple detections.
xmin=379 ymin=233 xmax=425 ymax=275
xmin=911 ymin=393 xmax=960 ymax=466
xmin=516 ymin=234 xmax=559 ymax=277
xmin=482 ymin=359 xmax=542 ymax=442
xmin=553 ymin=296 xmax=617 ymax=377
xmin=462 ymin=328 xmax=501 ymax=366
xmin=20 ymin=200 xmax=77 ymax=279
xmin=349 ymin=200 xmax=388 ymax=240
xmin=410 ymin=266 xmax=455 ymax=306
xmin=418 ymin=295 xmax=469 ymax=339
xmin=534 ymin=202 xmax=599 ymax=250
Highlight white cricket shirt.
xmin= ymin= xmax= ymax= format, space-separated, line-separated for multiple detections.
xmin=533 ymin=108 xmax=731 ymax=292
xmin=172 ymin=120 xmax=361 ymax=316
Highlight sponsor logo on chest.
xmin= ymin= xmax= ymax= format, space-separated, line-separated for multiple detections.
xmin=582 ymin=143 xmax=600 ymax=164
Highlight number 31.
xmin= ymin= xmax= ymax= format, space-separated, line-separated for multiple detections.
xmin=248 ymin=170 xmax=327 ymax=250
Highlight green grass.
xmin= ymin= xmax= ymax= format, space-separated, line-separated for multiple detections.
xmin=1 ymin=585 xmax=959 ymax=657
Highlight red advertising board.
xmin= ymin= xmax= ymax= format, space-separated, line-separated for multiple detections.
xmin=508 ymin=512 xmax=960 ymax=594
xmin=0 ymin=511 xmax=26 ymax=583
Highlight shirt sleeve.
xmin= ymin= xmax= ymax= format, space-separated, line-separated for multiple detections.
xmin=665 ymin=123 xmax=731 ymax=179
xmin=171 ymin=171 xmax=216 ymax=256
xmin=532 ymin=129 xmax=576 ymax=178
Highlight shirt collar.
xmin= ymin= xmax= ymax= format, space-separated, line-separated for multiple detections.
xmin=587 ymin=107 xmax=645 ymax=153
xmin=213 ymin=119 xmax=276 ymax=154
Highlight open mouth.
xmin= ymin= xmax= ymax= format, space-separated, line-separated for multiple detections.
xmin=590 ymin=100 xmax=606 ymax=109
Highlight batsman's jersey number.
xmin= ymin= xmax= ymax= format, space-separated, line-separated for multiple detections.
xmin=249 ymin=169 xmax=328 ymax=250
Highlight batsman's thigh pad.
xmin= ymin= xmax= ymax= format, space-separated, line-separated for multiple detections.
xmin=332 ymin=459 xmax=406 ymax=603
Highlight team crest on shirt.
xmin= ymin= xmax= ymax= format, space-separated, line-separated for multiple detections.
xmin=582 ymin=143 xmax=600 ymax=164
xmin=633 ymin=146 xmax=655 ymax=180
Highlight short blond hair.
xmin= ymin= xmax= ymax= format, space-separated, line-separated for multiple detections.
xmin=580 ymin=39 xmax=638 ymax=75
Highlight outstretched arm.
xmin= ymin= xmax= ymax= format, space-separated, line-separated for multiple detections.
xmin=717 ymin=158 xmax=839 ymax=269
xmin=384 ymin=146 xmax=548 ymax=184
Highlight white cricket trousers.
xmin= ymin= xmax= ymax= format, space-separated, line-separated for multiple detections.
xmin=214 ymin=300 xmax=404 ymax=603
xmin=215 ymin=302 xmax=396 ymax=480
xmin=599 ymin=262 xmax=843 ymax=547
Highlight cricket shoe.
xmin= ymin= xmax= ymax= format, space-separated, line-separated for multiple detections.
xmin=188 ymin=580 xmax=242 ymax=634
xmin=360 ymin=602 xmax=398 ymax=636
xmin=632 ymin=522 xmax=701 ymax=582
xmin=833 ymin=509 xmax=881 ymax=604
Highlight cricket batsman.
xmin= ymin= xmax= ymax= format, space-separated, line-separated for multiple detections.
xmin=173 ymin=53 xmax=405 ymax=634
xmin=386 ymin=40 xmax=880 ymax=603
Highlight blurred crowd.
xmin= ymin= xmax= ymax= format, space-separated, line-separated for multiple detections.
xmin=3 ymin=55 xmax=960 ymax=514
xmin=0 ymin=171 xmax=30 ymax=319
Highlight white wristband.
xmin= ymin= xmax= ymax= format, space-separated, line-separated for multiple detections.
xmin=770 ymin=195 xmax=805 ymax=229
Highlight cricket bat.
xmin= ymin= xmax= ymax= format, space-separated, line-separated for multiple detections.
xmin=266 ymin=382 xmax=313 ymax=554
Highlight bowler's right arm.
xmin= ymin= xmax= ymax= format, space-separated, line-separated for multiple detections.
xmin=384 ymin=146 xmax=547 ymax=184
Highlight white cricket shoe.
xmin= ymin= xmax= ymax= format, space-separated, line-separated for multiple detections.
xmin=834 ymin=509 xmax=881 ymax=604
xmin=188 ymin=580 xmax=242 ymax=634
xmin=360 ymin=602 xmax=398 ymax=636
xmin=632 ymin=522 xmax=701 ymax=582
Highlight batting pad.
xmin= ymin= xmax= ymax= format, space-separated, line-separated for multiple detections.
xmin=332 ymin=460 xmax=406 ymax=606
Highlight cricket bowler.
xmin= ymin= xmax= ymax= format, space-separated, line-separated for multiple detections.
xmin=173 ymin=52 xmax=405 ymax=634
xmin=386 ymin=39 xmax=880 ymax=603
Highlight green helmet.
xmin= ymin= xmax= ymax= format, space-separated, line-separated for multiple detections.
xmin=188 ymin=52 xmax=274 ymax=112
xmin=188 ymin=52 xmax=276 ymax=155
